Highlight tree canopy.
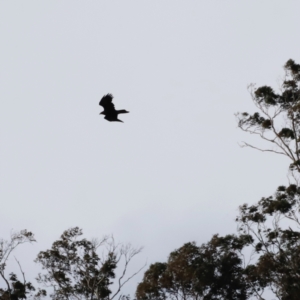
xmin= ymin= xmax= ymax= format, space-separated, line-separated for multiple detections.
xmin=236 ymin=184 xmax=300 ymax=299
xmin=0 ymin=228 xmax=143 ymax=300
xmin=136 ymin=59 xmax=300 ymax=300
xmin=35 ymin=227 xmax=143 ymax=300
xmin=2 ymin=59 xmax=300 ymax=300
xmin=136 ymin=235 xmax=253 ymax=300
xmin=0 ymin=230 xmax=45 ymax=300
xmin=236 ymin=59 xmax=300 ymax=174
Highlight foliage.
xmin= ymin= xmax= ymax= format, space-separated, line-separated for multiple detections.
xmin=235 ymin=59 xmax=300 ymax=299
xmin=0 ymin=230 xmax=46 ymax=300
xmin=236 ymin=184 xmax=300 ymax=299
xmin=136 ymin=59 xmax=300 ymax=300
xmin=136 ymin=235 xmax=253 ymax=300
xmin=35 ymin=227 xmax=143 ymax=300
xmin=236 ymin=59 xmax=300 ymax=174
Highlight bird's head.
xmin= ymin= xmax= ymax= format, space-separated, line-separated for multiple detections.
xmin=100 ymin=111 xmax=105 ymax=115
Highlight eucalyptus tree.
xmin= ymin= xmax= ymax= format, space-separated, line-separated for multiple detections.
xmin=235 ymin=59 xmax=300 ymax=299
xmin=0 ymin=230 xmax=45 ymax=300
xmin=236 ymin=184 xmax=300 ymax=300
xmin=236 ymin=59 xmax=300 ymax=176
xmin=136 ymin=235 xmax=253 ymax=300
xmin=35 ymin=227 xmax=144 ymax=300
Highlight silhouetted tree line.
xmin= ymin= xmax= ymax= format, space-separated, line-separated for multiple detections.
xmin=1 ymin=59 xmax=300 ymax=299
xmin=0 ymin=228 xmax=142 ymax=300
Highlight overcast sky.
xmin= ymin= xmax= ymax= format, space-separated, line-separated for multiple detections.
xmin=1 ymin=1 xmax=300 ymax=298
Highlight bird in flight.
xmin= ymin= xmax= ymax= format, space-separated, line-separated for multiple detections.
xmin=99 ymin=94 xmax=129 ymax=123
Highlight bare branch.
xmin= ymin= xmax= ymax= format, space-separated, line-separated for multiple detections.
xmin=239 ymin=142 xmax=286 ymax=156
xmin=110 ymin=245 xmax=144 ymax=300
xmin=15 ymin=257 xmax=26 ymax=284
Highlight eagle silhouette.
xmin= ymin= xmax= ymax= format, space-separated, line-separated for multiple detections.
xmin=99 ymin=94 xmax=129 ymax=122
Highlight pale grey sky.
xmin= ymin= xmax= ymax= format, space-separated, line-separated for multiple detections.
xmin=1 ymin=1 xmax=300 ymax=298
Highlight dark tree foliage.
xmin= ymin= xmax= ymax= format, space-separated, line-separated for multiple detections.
xmin=0 ymin=230 xmax=46 ymax=300
xmin=235 ymin=59 xmax=300 ymax=299
xmin=136 ymin=235 xmax=253 ymax=300
xmin=0 ymin=273 xmax=39 ymax=300
xmin=136 ymin=59 xmax=300 ymax=300
xmin=236 ymin=59 xmax=300 ymax=173
xmin=35 ymin=227 xmax=143 ymax=300
xmin=236 ymin=184 xmax=300 ymax=299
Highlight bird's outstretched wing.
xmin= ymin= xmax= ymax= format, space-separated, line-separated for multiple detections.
xmin=99 ymin=94 xmax=115 ymax=112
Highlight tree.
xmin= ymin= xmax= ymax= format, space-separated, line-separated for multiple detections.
xmin=236 ymin=59 xmax=300 ymax=176
xmin=136 ymin=235 xmax=253 ymax=300
xmin=235 ymin=59 xmax=300 ymax=299
xmin=136 ymin=59 xmax=300 ymax=300
xmin=236 ymin=184 xmax=300 ymax=299
xmin=236 ymin=184 xmax=300 ymax=300
xmin=35 ymin=227 xmax=144 ymax=300
xmin=0 ymin=230 xmax=46 ymax=300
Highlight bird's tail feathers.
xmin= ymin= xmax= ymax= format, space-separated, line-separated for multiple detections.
xmin=117 ymin=110 xmax=129 ymax=114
